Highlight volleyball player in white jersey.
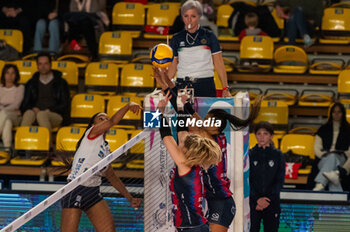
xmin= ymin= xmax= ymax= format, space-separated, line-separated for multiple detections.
xmin=60 ymin=102 xmax=142 ymax=232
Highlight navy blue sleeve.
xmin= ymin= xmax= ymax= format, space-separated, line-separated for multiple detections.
xmin=170 ymin=35 xmax=179 ymax=57
xmin=208 ymin=31 xmax=221 ymax=54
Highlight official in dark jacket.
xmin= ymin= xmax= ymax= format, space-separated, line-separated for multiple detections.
xmin=249 ymin=121 xmax=285 ymax=232
xmin=20 ymin=52 xmax=70 ymax=131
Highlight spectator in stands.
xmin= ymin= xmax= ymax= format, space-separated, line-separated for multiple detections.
xmin=275 ymin=0 xmax=323 ymax=48
xmin=313 ymin=102 xmax=350 ymax=191
xmin=0 ymin=0 xmax=33 ymax=53
xmin=60 ymin=103 xmax=142 ymax=231
xmin=20 ymin=52 xmax=70 ymax=132
xmin=249 ymin=121 xmax=285 ymax=232
xmin=0 ymin=64 xmax=24 ymax=151
xmin=33 ymin=0 xmax=60 ymax=54
xmin=238 ymin=12 xmax=267 ymax=41
xmin=167 ymin=0 xmax=231 ymax=98
xmin=63 ymin=0 xmax=109 ymax=60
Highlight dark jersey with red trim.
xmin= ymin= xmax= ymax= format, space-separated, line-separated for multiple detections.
xmin=203 ymin=133 xmax=232 ymax=200
xmin=169 ymin=165 xmax=207 ymax=228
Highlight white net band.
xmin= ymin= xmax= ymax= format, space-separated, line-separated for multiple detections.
xmin=1 ymin=129 xmax=149 ymax=232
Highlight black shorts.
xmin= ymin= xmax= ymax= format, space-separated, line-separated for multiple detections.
xmin=206 ymin=196 xmax=236 ymax=228
xmin=61 ymin=185 xmax=103 ymax=211
xmin=176 ymin=223 xmax=211 ymax=232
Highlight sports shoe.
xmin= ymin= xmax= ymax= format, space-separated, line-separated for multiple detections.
xmin=313 ymin=183 xmax=325 ymax=191
xmin=303 ymin=34 xmax=313 ymax=48
xmin=323 ymin=170 xmax=340 ymax=185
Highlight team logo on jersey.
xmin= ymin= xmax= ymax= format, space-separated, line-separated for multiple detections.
xmin=180 ymin=41 xmax=185 ymax=47
xmin=78 ymin=158 xmax=85 ymax=163
xmin=201 ymin=38 xmax=207 ymax=44
xmin=253 ymin=161 xmax=258 ymax=166
xmin=211 ymin=213 xmax=219 ymax=221
xmin=269 ymin=160 xmax=274 ymax=167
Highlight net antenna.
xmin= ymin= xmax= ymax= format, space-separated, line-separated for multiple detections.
xmin=1 ymin=129 xmax=150 ymax=232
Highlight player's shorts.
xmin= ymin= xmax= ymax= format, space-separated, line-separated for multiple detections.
xmin=61 ymin=185 xmax=103 ymax=211
xmin=176 ymin=223 xmax=210 ymax=232
xmin=206 ymin=196 xmax=236 ymax=228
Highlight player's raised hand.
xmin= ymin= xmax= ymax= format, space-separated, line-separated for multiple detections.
xmin=128 ymin=102 xmax=142 ymax=114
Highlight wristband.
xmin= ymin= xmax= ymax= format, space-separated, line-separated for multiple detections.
xmin=223 ymin=86 xmax=228 ymax=91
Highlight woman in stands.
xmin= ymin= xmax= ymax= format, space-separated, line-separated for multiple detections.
xmin=60 ymin=102 xmax=142 ymax=232
xmin=167 ymin=0 xmax=230 ymax=98
xmin=0 ymin=64 xmax=24 ymax=152
xmin=154 ymin=68 xmax=262 ymax=232
xmin=313 ymin=102 xmax=350 ymax=191
xmin=158 ymin=92 xmax=222 ymax=232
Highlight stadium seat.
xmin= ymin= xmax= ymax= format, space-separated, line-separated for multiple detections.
xmin=338 ymin=70 xmax=350 ymax=99
xmin=0 ymin=60 xmax=4 ymax=73
xmin=107 ymin=95 xmax=142 ymax=126
xmin=51 ymin=61 xmax=78 ymax=86
xmin=144 ymin=3 xmax=180 ymax=39
xmin=288 ymin=127 xmax=317 ymax=135
xmin=238 ymin=35 xmax=274 ymax=72
xmin=13 ymin=60 xmax=37 ymax=84
xmin=85 ymin=62 xmax=119 ymax=95
xmin=298 ymin=90 xmax=335 ymax=107
xmin=319 ymin=8 xmax=350 ymax=44
xmin=309 ymin=58 xmax=344 ymax=75
xmin=99 ymin=31 xmax=133 ymax=61
xmin=0 ymin=29 xmax=23 ymax=53
xmin=231 ymin=88 xmax=262 ymax=104
xmin=254 ymin=100 xmax=289 ymax=131
xmin=71 ymin=94 xmax=105 ymax=124
xmin=57 ymin=54 xmax=90 ymax=68
xmin=341 ymin=101 xmax=350 ymax=122
xmin=216 ymin=4 xmax=238 ymax=41
xmin=106 ymin=128 xmax=128 ymax=168
xmin=264 ymin=88 xmax=298 ymax=106
xmin=112 ymin=2 xmax=145 ymax=38
xmin=280 ymin=134 xmax=315 ymax=174
xmin=120 ymin=63 xmax=154 ymax=93
xmin=126 ymin=129 xmax=144 ymax=169
xmin=273 ymin=46 xmax=308 ymax=74
xmin=0 ymin=151 xmax=10 ymax=164
xmin=11 ymin=126 xmax=49 ymax=166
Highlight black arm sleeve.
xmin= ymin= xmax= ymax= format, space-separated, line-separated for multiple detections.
xmin=184 ymin=102 xmax=195 ymax=116
xmin=177 ymin=111 xmax=189 ymax=133
xmin=163 ymin=86 xmax=178 ymax=113
xmin=159 ymin=115 xmax=172 ymax=139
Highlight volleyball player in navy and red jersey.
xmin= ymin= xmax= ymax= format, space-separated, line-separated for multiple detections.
xmin=154 ymin=67 xmax=262 ymax=232
xmin=157 ymin=92 xmax=222 ymax=232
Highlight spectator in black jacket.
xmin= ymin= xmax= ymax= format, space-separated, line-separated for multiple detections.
xmin=20 ymin=52 xmax=70 ymax=132
xmin=249 ymin=121 xmax=285 ymax=232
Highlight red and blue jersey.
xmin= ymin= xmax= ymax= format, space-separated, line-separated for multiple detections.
xmin=203 ymin=133 xmax=233 ymax=200
xmin=169 ymin=165 xmax=207 ymax=228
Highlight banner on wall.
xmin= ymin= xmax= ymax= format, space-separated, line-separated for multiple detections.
xmin=143 ymin=92 xmax=250 ymax=232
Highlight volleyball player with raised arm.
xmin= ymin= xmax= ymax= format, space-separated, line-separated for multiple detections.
xmin=154 ymin=68 xmax=262 ymax=232
xmin=158 ymin=92 xmax=222 ymax=232
xmin=60 ymin=102 xmax=142 ymax=232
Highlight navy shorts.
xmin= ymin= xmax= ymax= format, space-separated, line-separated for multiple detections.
xmin=206 ymin=196 xmax=236 ymax=228
xmin=61 ymin=185 xmax=103 ymax=211
xmin=176 ymin=223 xmax=211 ymax=232
xmin=176 ymin=77 xmax=216 ymax=97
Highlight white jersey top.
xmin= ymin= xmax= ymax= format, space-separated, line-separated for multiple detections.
xmin=67 ymin=127 xmax=110 ymax=187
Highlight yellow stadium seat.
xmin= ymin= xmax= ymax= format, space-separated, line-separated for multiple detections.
xmin=341 ymin=101 xmax=350 ymax=123
xmin=129 ymin=129 xmax=144 ymax=155
xmin=0 ymin=151 xmax=10 ymax=164
xmin=254 ymin=100 xmax=289 ymax=130
xmin=127 ymin=129 xmax=144 ymax=169
xmin=11 ymin=126 xmax=49 ymax=166
xmin=216 ymin=4 xmax=238 ymax=41
xmin=56 ymin=127 xmax=85 ymax=151
xmin=239 ymin=35 xmax=274 ymax=72
xmin=144 ymin=3 xmax=180 ymax=39
xmin=264 ymin=89 xmax=298 ymax=106
xmin=52 ymin=61 xmax=78 ymax=85
xmin=99 ymin=31 xmax=133 ymax=60
xmin=338 ymin=70 xmax=350 ymax=98
xmin=271 ymin=7 xmax=284 ymax=30
xmin=85 ymin=62 xmax=119 ymax=95
xmin=106 ymin=128 xmax=128 ymax=168
xmin=273 ymin=46 xmax=308 ymax=74
xmin=120 ymin=63 xmax=154 ymax=93
xmin=112 ymin=2 xmax=145 ymax=31
xmin=231 ymin=88 xmax=262 ymax=104
xmin=288 ymin=127 xmax=317 ymax=135
xmin=298 ymin=90 xmax=334 ymax=107
xmin=249 ymin=133 xmax=280 ymax=149
xmin=71 ymin=94 xmax=105 ymax=122
xmin=319 ymin=8 xmax=350 ymax=44
xmin=13 ymin=60 xmax=37 ymax=84
xmin=309 ymin=58 xmax=344 ymax=75
xmin=280 ymin=134 xmax=315 ymax=174
xmin=0 ymin=60 xmax=4 ymax=73
xmin=107 ymin=95 xmax=142 ymax=122
xmin=57 ymin=54 xmax=90 ymax=68
xmin=0 ymin=29 xmax=23 ymax=52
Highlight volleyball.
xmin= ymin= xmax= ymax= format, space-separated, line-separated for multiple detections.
xmin=150 ymin=43 xmax=174 ymax=68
